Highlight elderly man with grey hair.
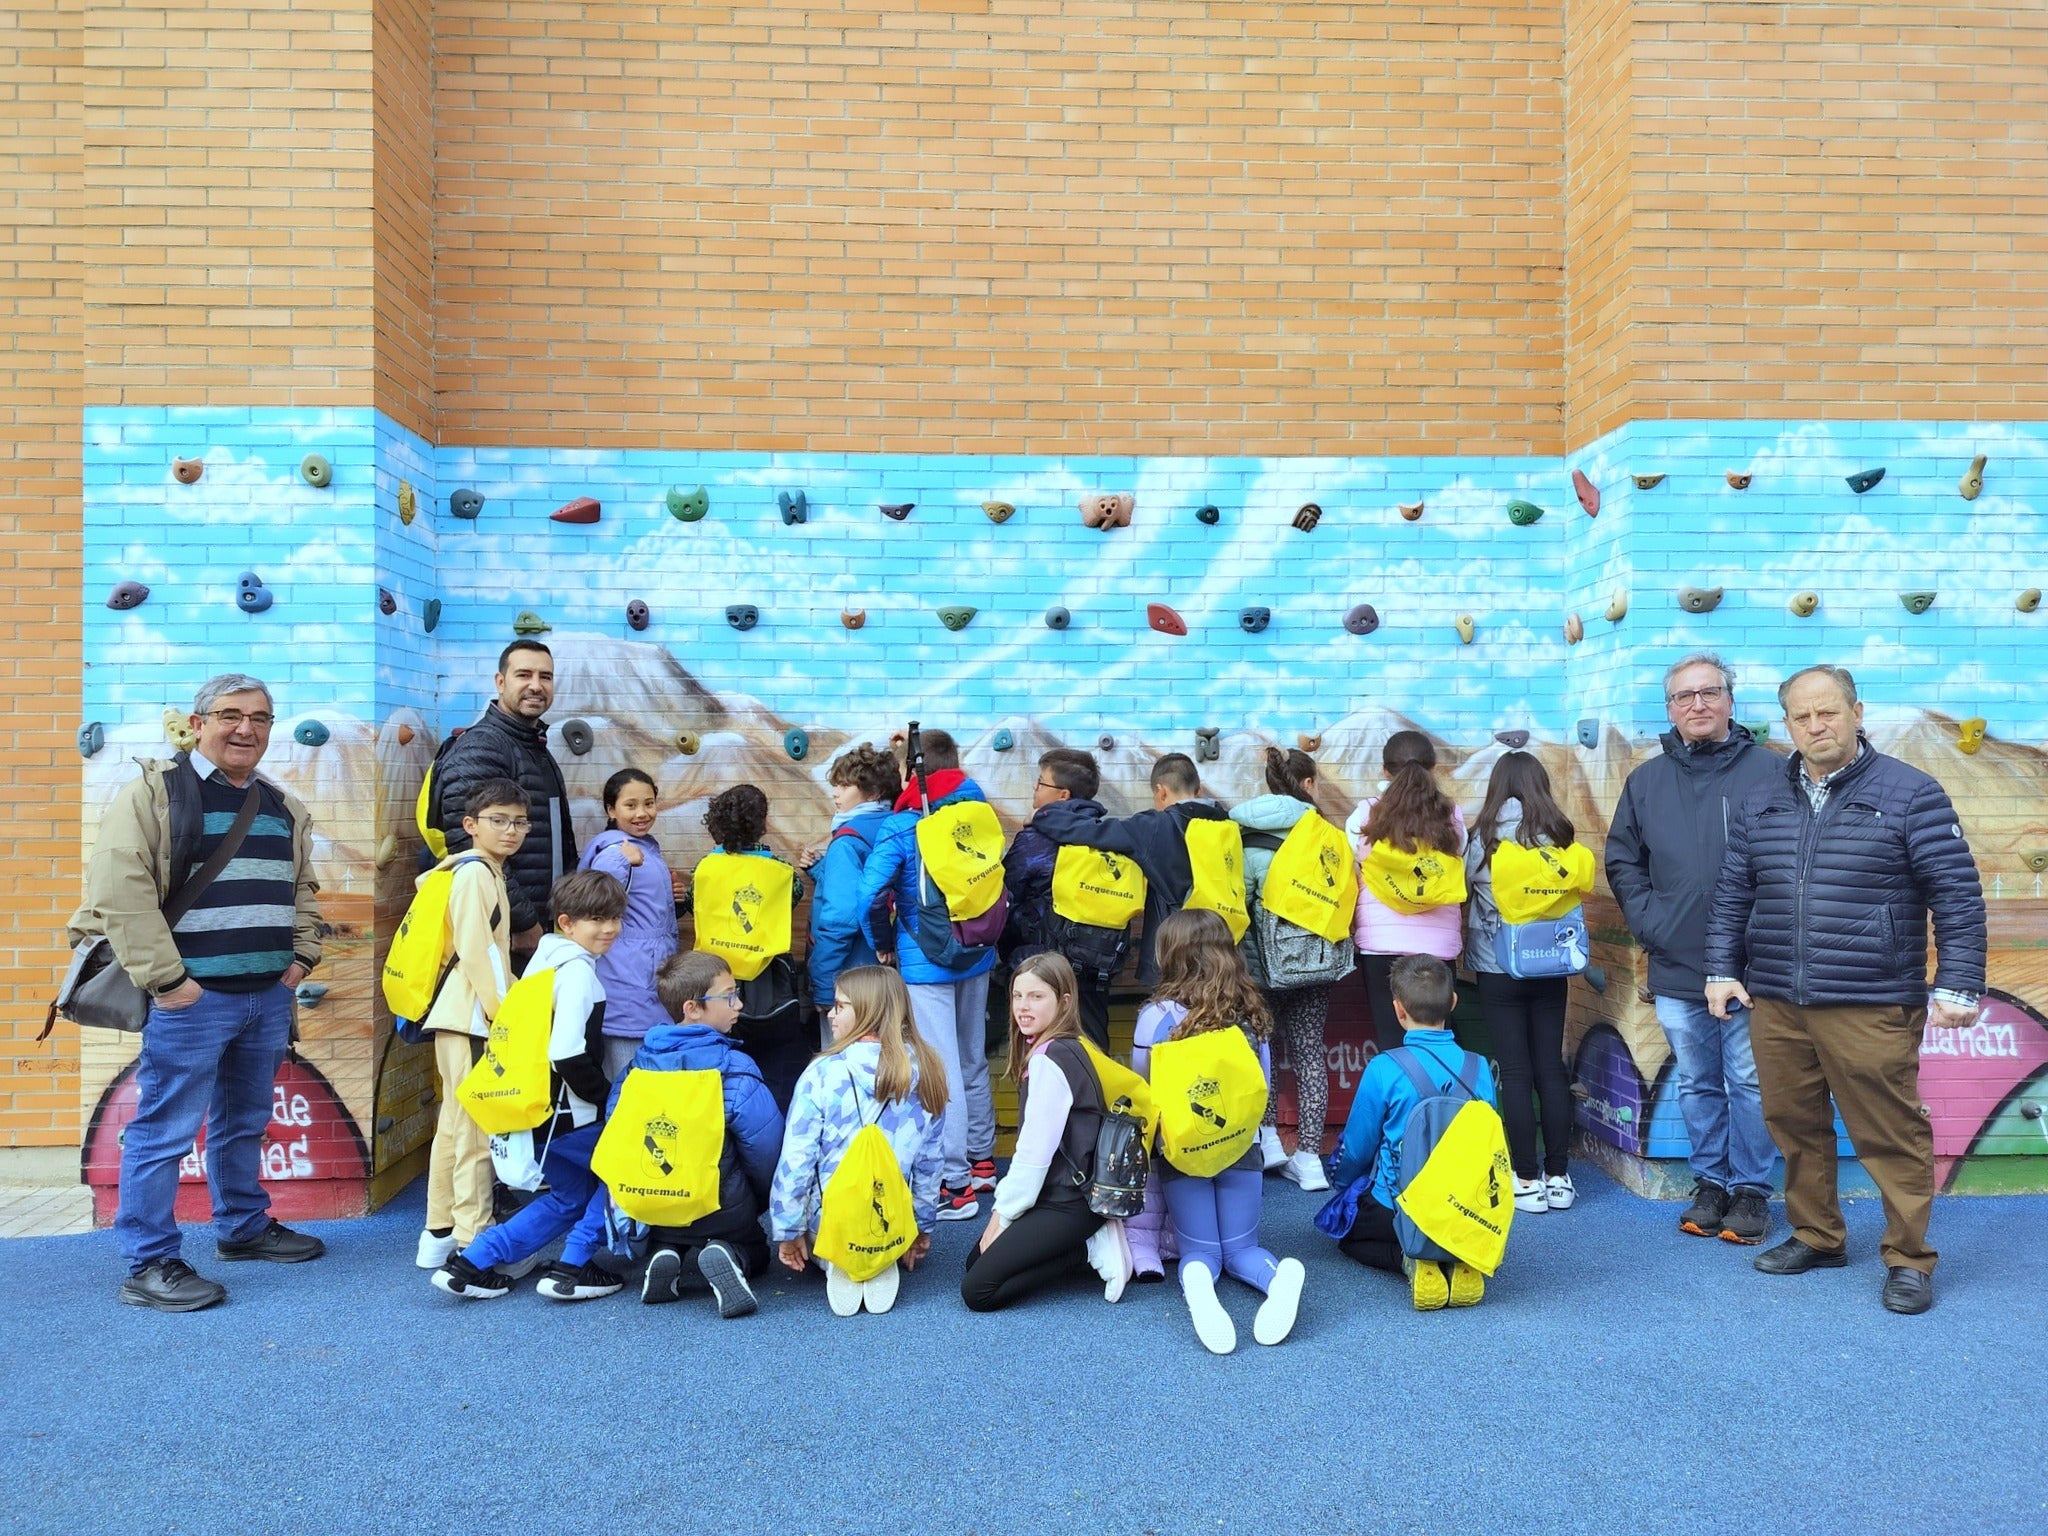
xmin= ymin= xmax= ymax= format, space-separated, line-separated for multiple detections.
xmin=1705 ymin=664 xmax=1986 ymax=1315
xmin=68 ymin=674 xmax=327 ymax=1312
xmin=1606 ymin=652 xmax=1783 ymax=1244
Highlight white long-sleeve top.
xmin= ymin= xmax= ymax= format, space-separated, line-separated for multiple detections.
xmin=992 ymin=1046 xmax=1075 ymax=1221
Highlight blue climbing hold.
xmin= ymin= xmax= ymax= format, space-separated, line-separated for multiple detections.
xmin=292 ymin=719 xmax=330 ymax=747
xmin=295 ymin=982 xmax=329 ymax=1008
xmin=449 ymin=488 xmax=484 ymax=520
xmin=1239 ymin=606 xmax=1271 ymax=635
xmin=727 ymin=604 xmax=759 ymax=631
xmin=236 ymin=574 xmax=272 ymax=614
xmin=106 ymin=580 xmax=149 ymax=611
xmin=784 ymin=728 xmax=809 ymax=761
xmin=992 ymin=729 xmax=1015 ymax=752
xmin=77 ymin=722 xmax=104 ymax=759
xmin=1044 ymin=606 xmax=1070 ymax=631
xmin=1575 ymin=719 xmax=1599 ymax=749
xmin=779 ymin=491 xmax=808 ymax=526
xmin=423 ymin=599 xmax=442 ymax=634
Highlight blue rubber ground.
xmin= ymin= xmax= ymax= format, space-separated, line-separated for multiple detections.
xmin=3 ymin=1168 xmax=2044 ymax=1533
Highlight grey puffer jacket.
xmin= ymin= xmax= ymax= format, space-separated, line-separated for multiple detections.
xmin=1703 ymin=738 xmax=1986 ymax=1007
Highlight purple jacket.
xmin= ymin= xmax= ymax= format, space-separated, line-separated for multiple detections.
xmin=580 ymin=828 xmax=679 ymax=1039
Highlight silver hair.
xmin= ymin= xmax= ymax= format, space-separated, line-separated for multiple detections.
xmin=1777 ymin=664 xmax=1858 ymax=712
xmin=1663 ymin=651 xmax=1735 ymax=697
xmin=193 ymin=673 xmax=275 ymax=715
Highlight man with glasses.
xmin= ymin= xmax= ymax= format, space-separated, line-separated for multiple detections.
xmin=70 ymin=674 xmax=326 ymax=1311
xmin=1706 ymin=665 xmax=1985 ymax=1315
xmin=1606 ymin=652 xmax=1782 ymax=1245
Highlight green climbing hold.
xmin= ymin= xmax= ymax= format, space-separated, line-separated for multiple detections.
xmin=667 ymin=486 xmax=709 ymax=522
xmin=2019 ymin=588 xmax=2042 ymax=614
xmin=1507 ymin=499 xmax=1545 ymax=527
xmin=1632 ymin=474 xmax=1665 ymax=491
xmin=1678 ymin=585 xmax=1724 ymax=614
xmin=299 ymin=454 xmax=332 ymax=489
xmin=937 ymin=606 xmax=976 ymax=632
xmin=514 ymin=610 xmax=552 ymax=635
xmin=423 ymin=599 xmax=442 ymax=633
xmin=293 ymin=720 xmax=330 ymax=747
xmin=1846 ymin=468 xmax=1885 ymax=495
xmin=1742 ymin=722 xmax=1770 ymax=745
xmin=1900 ymin=590 xmax=1935 ymax=615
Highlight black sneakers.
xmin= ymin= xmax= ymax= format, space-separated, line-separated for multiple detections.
xmin=1678 ymin=1180 xmax=1731 ymax=1237
xmin=536 ymin=1260 xmax=625 ymax=1302
xmin=697 ymin=1241 xmax=758 ymax=1319
xmin=1719 ymin=1189 xmax=1770 ymax=1246
xmin=216 ymin=1220 xmax=326 ymax=1264
xmin=431 ymin=1253 xmax=512 ymax=1299
xmin=119 ymin=1258 xmax=227 ymax=1313
xmin=934 ymin=1183 xmax=981 ymax=1222
xmin=641 ymin=1247 xmax=684 ymax=1305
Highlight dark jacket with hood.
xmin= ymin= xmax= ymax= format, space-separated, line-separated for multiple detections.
xmin=432 ymin=701 xmax=578 ymax=934
xmin=1703 ymin=737 xmax=1986 ymax=1007
xmin=1605 ymin=728 xmax=1783 ymax=997
xmin=1001 ymin=797 xmax=1109 ymax=957
xmin=1040 ymin=798 xmax=1230 ymax=984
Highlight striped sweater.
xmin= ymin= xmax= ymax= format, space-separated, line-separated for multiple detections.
xmin=171 ymin=772 xmax=298 ymax=992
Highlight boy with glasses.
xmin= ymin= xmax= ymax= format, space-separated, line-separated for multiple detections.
xmin=1001 ymin=748 xmax=1117 ymax=1050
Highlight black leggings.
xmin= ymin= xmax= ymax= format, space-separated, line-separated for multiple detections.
xmin=1360 ymin=953 xmax=1404 ymax=1053
xmin=1475 ymin=970 xmax=1572 ymax=1178
xmin=1336 ymin=1194 xmax=1403 ymax=1274
xmin=960 ymin=1201 xmax=1103 ymax=1312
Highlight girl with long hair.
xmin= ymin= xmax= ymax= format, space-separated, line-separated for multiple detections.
xmin=577 ymin=768 xmax=678 ymax=1081
xmin=1349 ymin=730 xmax=1468 ymax=1051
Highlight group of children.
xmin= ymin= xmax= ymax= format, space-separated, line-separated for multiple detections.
xmin=399 ymin=729 xmax=1600 ymax=1334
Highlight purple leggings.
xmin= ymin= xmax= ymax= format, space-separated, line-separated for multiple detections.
xmin=1161 ymin=1164 xmax=1278 ymax=1293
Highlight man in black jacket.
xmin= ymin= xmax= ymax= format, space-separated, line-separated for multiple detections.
xmin=431 ymin=641 xmax=577 ymax=961
xmin=1706 ymin=665 xmax=1986 ymax=1316
xmin=1607 ymin=653 xmax=1782 ymax=1245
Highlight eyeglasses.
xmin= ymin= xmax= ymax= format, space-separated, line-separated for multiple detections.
xmin=1666 ymin=687 xmax=1727 ymax=708
xmin=203 ymin=710 xmax=275 ymax=728
xmin=699 ymin=990 xmax=742 ymax=1007
xmin=1034 ymin=779 xmax=1061 ymax=793
xmin=475 ymin=815 xmax=532 ymax=832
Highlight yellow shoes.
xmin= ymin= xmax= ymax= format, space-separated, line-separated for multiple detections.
xmin=1447 ymin=1262 xmax=1486 ymax=1308
xmin=1406 ymin=1257 xmax=1449 ymax=1311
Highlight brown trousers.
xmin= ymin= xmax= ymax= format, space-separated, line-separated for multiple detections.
xmin=425 ymin=1030 xmax=493 ymax=1245
xmin=1749 ymin=999 xmax=1936 ymax=1272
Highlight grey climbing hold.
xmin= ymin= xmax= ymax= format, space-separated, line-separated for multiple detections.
xmin=514 ymin=610 xmax=551 ymax=635
xmin=880 ymin=503 xmax=914 ymax=522
xmin=450 ymin=487 xmax=484 ymax=520
xmin=423 ymin=599 xmax=442 ymax=634
xmin=1097 ymin=735 xmax=1115 ymax=752
xmin=726 ymin=604 xmax=759 ymax=632
xmin=1742 ymin=722 xmax=1770 ymax=745
xmin=1900 ymin=590 xmax=1936 ymax=615
xmin=1846 ymin=468 xmax=1885 ymax=495
xmin=1195 ymin=505 xmax=1220 ymax=526
xmin=1238 ymin=606 xmax=1271 ymax=635
xmin=1583 ymin=966 xmax=1608 ymax=995
xmin=784 ymin=728 xmax=809 ymax=761
xmin=1678 ymin=585 xmax=1724 ymax=614
xmin=77 ymin=722 xmax=104 ymax=759
xmin=1960 ymin=455 xmax=1987 ymax=501
xmin=1194 ymin=727 xmax=1220 ymax=763
xmin=1343 ymin=603 xmax=1380 ymax=637
xmin=1506 ymin=499 xmax=1545 ymax=527
xmin=779 ymin=491 xmax=808 ymax=526
xmin=236 ymin=573 xmax=272 ymax=614
xmin=627 ymin=599 xmax=650 ymax=632
xmin=295 ymin=982 xmax=329 ymax=1008
xmin=292 ymin=719 xmax=330 ymax=747
xmin=1494 ymin=730 xmax=1530 ymax=750
xmin=107 ymin=581 xmax=150 ymax=611
xmin=2019 ymin=588 xmax=2042 ymax=613
xmin=1632 ymin=474 xmax=1664 ymax=490
xmin=1788 ymin=591 xmax=1819 ymax=618
xmin=378 ymin=588 xmax=397 ymax=615
xmin=1044 ymin=606 xmax=1070 ymax=631
xmin=300 ymin=453 xmax=332 ymax=489
xmin=668 ymin=486 xmax=709 ymax=522
xmin=558 ymin=719 xmax=595 ymax=756
xmin=937 ymin=606 xmax=976 ymax=632
xmin=1576 ymin=719 xmax=1599 ymax=750
xmin=992 ymin=729 xmax=1015 ymax=752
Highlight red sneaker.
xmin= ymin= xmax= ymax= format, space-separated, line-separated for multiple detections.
xmin=969 ymin=1157 xmax=998 ymax=1192
xmin=935 ymin=1183 xmax=982 ymax=1222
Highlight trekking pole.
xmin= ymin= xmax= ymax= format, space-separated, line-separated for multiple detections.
xmin=905 ymin=720 xmax=931 ymax=815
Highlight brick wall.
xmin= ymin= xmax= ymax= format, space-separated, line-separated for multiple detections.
xmin=373 ymin=0 xmax=435 ymax=439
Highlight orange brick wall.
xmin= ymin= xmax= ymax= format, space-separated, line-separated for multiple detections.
xmin=1561 ymin=0 xmax=1636 ymax=441
xmin=374 ymin=0 xmax=435 ymax=438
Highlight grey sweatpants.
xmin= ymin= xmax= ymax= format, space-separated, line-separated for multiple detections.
xmin=909 ymin=972 xmax=994 ymax=1188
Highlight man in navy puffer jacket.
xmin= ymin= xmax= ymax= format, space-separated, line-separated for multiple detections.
xmin=1705 ymin=666 xmax=1985 ymax=1316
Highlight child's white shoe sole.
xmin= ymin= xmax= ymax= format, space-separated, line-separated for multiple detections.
xmin=1182 ymin=1261 xmax=1237 ymax=1355
xmin=1253 ymin=1257 xmax=1304 ymax=1346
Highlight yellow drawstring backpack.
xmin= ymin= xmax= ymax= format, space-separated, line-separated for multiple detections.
xmin=1149 ymin=1026 xmax=1269 ymax=1178
xmin=590 ymin=1066 xmax=726 ymax=1227
xmin=1182 ymin=819 xmax=1250 ymax=942
xmin=1050 ymin=845 xmax=1148 ymax=930
xmin=913 ymin=800 xmax=1008 ymax=921
xmin=1489 ymin=840 xmax=1596 ymax=925
xmin=812 ymin=1065 xmax=918 ymax=1281
xmin=1358 ymin=839 xmax=1468 ymax=915
xmin=381 ymin=854 xmax=493 ymax=1028
xmin=456 ymin=967 xmax=556 ymax=1135
xmin=692 ymin=852 xmax=795 ymax=981
xmin=1256 ymin=811 xmax=1360 ymax=943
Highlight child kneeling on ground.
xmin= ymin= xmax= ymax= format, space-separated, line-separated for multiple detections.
xmin=1322 ymin=954 xmax=1506 ymax=1311
xmin=769 ymin=965 xmax=947 ymax=1316
xmin=432 ymin=869 xmax=625 ymax=1300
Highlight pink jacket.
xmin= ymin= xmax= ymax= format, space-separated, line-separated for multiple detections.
xmin=1347 ymin=799 xmax=1467 ymax=960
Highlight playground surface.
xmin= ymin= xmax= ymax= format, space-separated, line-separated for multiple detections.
xmin=2 ymin=1169 xmax=2043 ymax=1534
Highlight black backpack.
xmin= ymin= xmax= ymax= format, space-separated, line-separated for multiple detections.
xmin=1041 ymin=911 xmax=1131 ymax=988
xmin=1086 ymin=1097 xmax=1150 ymax=1219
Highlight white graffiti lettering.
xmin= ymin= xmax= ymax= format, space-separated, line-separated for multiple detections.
xmin=272 ymin=1086 xmax=312 ymax=1128
xmin=1920 ymin=1021 xmax=2017 ymax=1059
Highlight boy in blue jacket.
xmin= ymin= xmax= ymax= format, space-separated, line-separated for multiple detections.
xmin=1327 ymin=955 xmax=1499 ymax=1310
xmin=803 ymin=743 xmax=901 ymax=1029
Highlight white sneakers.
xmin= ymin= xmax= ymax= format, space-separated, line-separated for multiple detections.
xmin=1253 ymin=1257 xmax=1305 ymax=1346
xmin=824 ymin=1259 xmax=901 ymax=1316
xmin=415 ymin=1229 xmax=457 ymax=1270
xmin=861 ymin=1262 xmax=901 ymax=1315
xmin=1280 ymin=1150 xmax=1331 ymax=1193
xmin=1513 ymin=1177 xmax=1549 ymax=1212
xmin=1181 ymin=1261 xmax=1237 ymax=1355
xmin=1257 ymin=1126 xmax=1288 ymax=1172
xmin=1513 ymin=1173 xmax=1578 ymax=1212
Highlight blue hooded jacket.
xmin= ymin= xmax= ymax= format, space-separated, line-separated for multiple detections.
xmin=610 ymin=1023 xmax=786 ymax=1231
xmin=856 ymin=778 xmax=999 ymax=985
xmin=1328 ymin=1028 xmax=1499 ymax=1215
xmin=807 ymin=801 xmax=893 ymax=1005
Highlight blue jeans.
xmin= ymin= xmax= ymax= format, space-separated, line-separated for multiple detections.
xmin=116 ymin=984 xmax=295 ymax=1270
xmin=1655 ymin=994 xmax=1777 ymax=1193
xmin=465 ymin=1122 xmax=602 ymax=1272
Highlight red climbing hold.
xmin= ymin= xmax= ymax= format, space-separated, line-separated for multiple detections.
xmin=1572 ymin=469 xmax=1600 ymax=517
xmin=1146 ymin=603 xmax=1188 ymax=637
xmin=551 ymin=496 xmax=601 ymax=525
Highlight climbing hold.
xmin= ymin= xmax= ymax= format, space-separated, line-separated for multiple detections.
xmin=1960 ymin=455 xmax=1987 ymax=501
xmin=236 ymin=574 xmax=272 ymax=614
xmin=1194 ymin=727 xmax=1220 ymax=763
xmin=1846 ymin=468 xmax=1885 ymax=495
xmin=779 ymin=491 xmax=808 ymax=526
xmin=726 ymin=604 xmax=759 ymax=632
xmin=1572 ymin=471 xmax=1600 ymax=517
xmin=1563 ymin=613 xmax=1583 ymax=645
xmin=1195 ymin=505 xmax=1220 ymax=526
xmin=1742 ymin=722 xmax=1770 ymax=745
xmin=1956 ymin=718 xmax=1987 ymax=756
xmin=1398 ymin=501 xmax=1424 ymax=523
xmin=1605 ymin=589 xmax=1628 ymax=623
xmin=982 ymin=500 xmax=1015 ymax=524
xmin=77 ymin=722 xmax=104 ymax=759
xmin=992 ymin=729 xmax=1015 ymax=752
xmin=937 ymin=606 xmax=977 ymax=632
xmin=299 ymin=454 xmax=333 ymax=489
xmin=551 ymin=496 xmax=601 ymax=525
xmin=676 ymin=731 xmax=701 ymax=756
xmin=378 ymin=588 xmax=397 ymax=616
xmin=1097 ymin=735 xmax=1116 ymax=753
xmin=1291 ymin=503 xmax=1323 ymax=533
xmin=1296 ymin=733 xmax=1322 ymax=754
xmin=667 ymin=486 xmax=709 ymax=522
xmin=513 ymin=609 xmax=551 ymax=635
xmin=106 ymin=581 xmax=149 ymax=611
xmin=1238 ymin=606 xmax=1271 ymax=635
xmin=1455 ymin=614 xmax=1475 ymax=645
xmin=1789 ymin=591 xmax=1820 ymax=618
xmin=422 ymin=599 xmax=441 ymax=634
xmin=626 ymin=599 xmax=650 ymax=632
xmin=1900 ymin=590 xmax=1936 ymax=615
xmin=1506 ymin=499 xmax=1545 ymax=527
xmin=1582 ymin=966 xmax=1609 ymax=995
xmin=879 ymin=503 xmax=914 ymax=522
xmin=1080 ymin=493 xmax=1134 ymax=529
xmin=292 ymin=719 xmax=330 ymax=747
xmin=1678 ymin=585 xmax=1724 ymax=615
xmin=397 ymin=724 xmax=415 ymax=746
xmin=784 ymin=728 xmax=809 ymax=762
xmin=172 ymin=457 xmax=203 ymax=485
xmin=1146 ymin=604 xmax=1188 ymax=637
xmin=2019 ymin=588 xmax=2042 ymax=613
xmin=1726 ymin=472 xmax=1752 ymax=491
xmin=1494 ymin=730 xmax=1530 ymax=750
xmin=1632 ymin=474 xmax=1664 ymax=491
xmin=1343 ymin=603 xmax=1380 ymax=637
xmin=163 ymin=708 xmax=197 ymax=751
xmin=1045 ymin=606 xmax=1071 ymax=631
xmin=2024 ymin=850 xmax=2048 ymax=874
xmin=397 ymin=481 xmax=417 ymax=525
xmin=841 ymin=608 xmax=866 ymax=631
xmin=295 ymin=983 xmax=329 ymax=1008
xmin=450 ymin=488 xmax=485 ymax=520
xmin=559 ymin=719 xmax=595 ymax=757
xmin=1576 ymin=719 xmax=1599 ymax=750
